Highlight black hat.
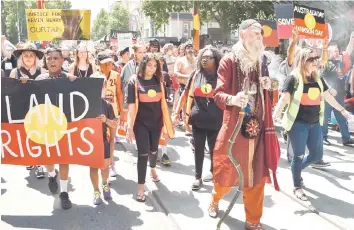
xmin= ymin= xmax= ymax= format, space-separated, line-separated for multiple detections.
xmin=97 ymin=51 xmax=114 ymax=64
xmin=13 ymin=42 xmax=44 ymax=59
xmin=149 ymin=38 xmax=160 ymax=46
xmin=119 ymin=47 xmax=129 ymax=56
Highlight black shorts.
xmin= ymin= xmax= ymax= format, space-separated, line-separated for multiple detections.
xmin=134 ymin=125 xmax=161 ymax=155
xmin=104 ymin=141 xmax=110 ymax=159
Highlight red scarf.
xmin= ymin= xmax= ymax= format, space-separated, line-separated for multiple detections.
xmin=264 ymin=89 xmax=281 ymax=191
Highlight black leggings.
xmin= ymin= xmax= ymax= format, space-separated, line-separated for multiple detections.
xmin=192 ymin=125 xmax=219 ymax=179
xmin=134 ymin=124 xmax=161 ymax=184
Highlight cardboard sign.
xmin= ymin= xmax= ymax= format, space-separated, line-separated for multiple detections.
xmin=304 ymin=23 xmax=332 ymax=49
xmin=293 ymin=4 xmax=326 ymax=39
xmin=274 ymin=4 xmax=294 ymax=39
xmin=260 ymin=20 xmax=278 ymax=47
xmin=1 ymin=78 xmax=104 ymax=168
xmin=26 ymin=9 xmax=91 ymax=41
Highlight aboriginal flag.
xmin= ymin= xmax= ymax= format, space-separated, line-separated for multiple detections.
xmin=1 ymin=77 xmax=105 ymax=168
xmin=260 ymin=20 xmax=278 ymax=47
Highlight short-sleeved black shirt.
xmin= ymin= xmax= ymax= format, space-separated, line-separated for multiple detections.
xmin=282 ymin=75 xmax=329 ymax=124
xmin=127 ymin=76 xmax=163 ymax=130
xmin=321 ymin=60 xmax=346 ymax=98
xmin=185 ymin=71 xmax=223 ymax=130
xmin=1 ymin=54 xmax=18 ymax=78
xmin=101 ymin=99 xmax=115 ymax=141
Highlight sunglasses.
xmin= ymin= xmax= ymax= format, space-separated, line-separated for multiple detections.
xmin=306 ymin=56 xmax=320 ymax=63
xmin=202 ymin=56 xmax=215 ymax=61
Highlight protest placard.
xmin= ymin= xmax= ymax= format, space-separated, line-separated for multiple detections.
xmin=26 ymin=9 xmax=91 ymax=41
xmin=274 ymin=4 xmax=294 ymax=39
xmin=293 ymin=4 xmax=326 ymax=39
xmin=1 ymin=78 xmax=104 ymax=168
xmin=260 ymin=20 xmax=278 ymax=47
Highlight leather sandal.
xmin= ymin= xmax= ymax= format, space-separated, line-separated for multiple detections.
xmin=245 ymin=222 xmax=264 ymax=230
xmin=208 ymin=201 xmax=219 ymax=218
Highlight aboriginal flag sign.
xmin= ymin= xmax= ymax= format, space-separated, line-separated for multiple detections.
xmin=293 ymin=4 xmax=326 ymax=39
xmin=1 ymin=77 xmax=105 ymax=168
xmin=260 ymin=20 xmax=278 ymax=47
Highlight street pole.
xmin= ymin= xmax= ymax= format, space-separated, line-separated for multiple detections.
xmin=177 ymin=12 xmax=180 ymax=41
xmin=16 ymin=0 xmax=21 ymax=42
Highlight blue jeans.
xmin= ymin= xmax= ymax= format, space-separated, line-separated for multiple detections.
xmin=323 ymin=97 xmax=351 ymax=142
xmin=288 ymin=121 xmax=323 ymax=188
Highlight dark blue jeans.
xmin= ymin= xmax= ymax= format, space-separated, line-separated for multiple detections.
xmin=288 ymin=121 xmax=323 ymax=188
xmin=323 ymin=98 xmax=351 ymax=142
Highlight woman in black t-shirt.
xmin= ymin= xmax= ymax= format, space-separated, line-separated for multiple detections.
xmin=273 ymin=48 xmax=354 ymax=201
xmin=126 ymin=53 xmax=166 ymax=202
xmin=174 ymin=47 xmax=223 ymax=190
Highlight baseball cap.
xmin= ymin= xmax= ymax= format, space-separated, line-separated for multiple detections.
xmin=119 ymin=47 xmax=130 ymax=56
xmin=97 ymin=51 xmax=114 ymax=64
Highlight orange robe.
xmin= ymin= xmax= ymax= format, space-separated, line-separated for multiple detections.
xmin=213 ymin=54 xmax=270 ymax=188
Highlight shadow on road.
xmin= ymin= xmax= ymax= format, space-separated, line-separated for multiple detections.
xmin=154 ymin=182 xmax=204 ymax=219
xmin=219 ymin=210 xmax=279 ymax=230
xmin=24 ymin=170 xmax=75 ymax=196
xmin=305 ymin=187 xmax=354 ymax=219
xmin=1 ymin=201 xmax=144 ymax=230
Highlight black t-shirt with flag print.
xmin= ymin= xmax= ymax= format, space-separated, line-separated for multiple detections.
xmin=185 ymin=71 xmax=223 ymax=130
xmin=127 ymin=76 xmax=164 ymax=130
xmin=282 ymin=75 xmax=329 ymax=124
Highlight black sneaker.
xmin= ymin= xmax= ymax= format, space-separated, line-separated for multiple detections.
xmin=35 ymin=166 xmax=45 ymax=179
xmin=59 ymin=192 xmax=72 ymax=210
xmin=282 ymin=131 xmax=288 ymax=142
xmin=26 ymin=166 xmax=35 ymax=170
xmin=323 ymin=138 xmax=331 ymax=145
xmin=160 ymin=154 xmax=171 ymax=166
xmin=311 ymin=160 xmax=331 ymax=169
xmin=343 ymin=139 xmax=354 ymax=146
xmin=48 ymin=170 xmax=59 ymax=194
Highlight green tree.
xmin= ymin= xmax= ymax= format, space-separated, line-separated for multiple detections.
xmin=91 ymin=2 xmax=130 ymax=41
xmin=91 ymin=9 xmax=109 ymax=40
xmin=2 ymin=0 xmax=72 ymax=44
xmin=108 ymin=3 xmax=129 ymax=32
xmin=142 ymin=0 xmax=275 ymax=44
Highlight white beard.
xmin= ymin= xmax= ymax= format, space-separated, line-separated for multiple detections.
xmin=233 ymin=40 xmax=264 ymax=76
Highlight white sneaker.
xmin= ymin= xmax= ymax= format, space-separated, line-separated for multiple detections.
xmin=109 ymin=165 xmax=118 ymax=177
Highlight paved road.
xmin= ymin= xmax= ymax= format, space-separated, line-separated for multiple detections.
xmin=0 ymin=144 xmax=174 ymax=230
xmin=1 ymin=128 xmax=353 ymax=230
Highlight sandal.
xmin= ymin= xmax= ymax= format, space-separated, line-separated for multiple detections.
xmin=191 ymin=179 xmax=202 ymax=191
xmin=208 ymin=201 xmax=219 ymax=218
xmin=151 ymin=174 xmax=160 ymax=183
xmin=245 ymin=222 xmax=264 ymax=230
xmin=136 ymin=193 xmax=146 ymax=202
xmin=293 ymin=187 xmax=308 ymax=201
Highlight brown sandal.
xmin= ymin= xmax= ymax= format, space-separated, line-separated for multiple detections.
xmin=208 ymin=201 xmax=219 ymax=218
xmin=245 ymin=222 xmax=264 ymax=230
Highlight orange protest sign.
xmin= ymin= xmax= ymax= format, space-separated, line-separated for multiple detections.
xmin=293 ymin=4 xmax=326 ymax=39
xmin=2 ymin=119 xmax=104 ymax=169
xmin=117 ymin=109 xmax=169 ymax=146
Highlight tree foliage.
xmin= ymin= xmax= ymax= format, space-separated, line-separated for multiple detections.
xmin=91 ymin=2 xmax=130 ymax=41
xmin=142 ymin=0 xmax=275 ymax=43
xmin=91 ymin=9 xmax=109 ymax=41
xmin=2 ymin=0 xmax=72 ymax=44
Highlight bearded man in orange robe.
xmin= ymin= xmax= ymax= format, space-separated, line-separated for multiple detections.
xmin=208 ymin=19 xmax=280 ymax=230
